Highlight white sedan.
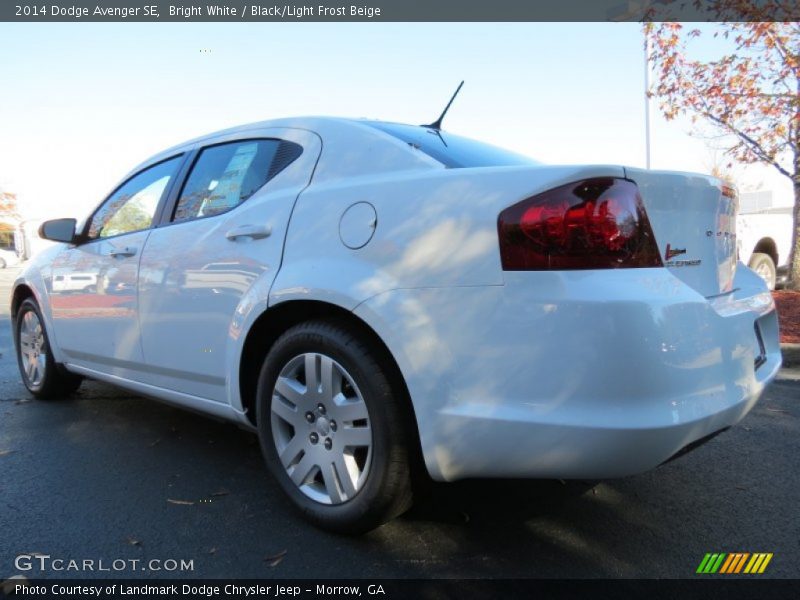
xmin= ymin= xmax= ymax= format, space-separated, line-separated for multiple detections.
xmin=11 ymin=117 xmax=782 ymax=532
xmin=0 ymin=248 xmax=20 ymax=269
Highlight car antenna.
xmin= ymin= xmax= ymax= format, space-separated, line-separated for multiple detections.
xmin=423 ymin=81 xmax=464 ymax=131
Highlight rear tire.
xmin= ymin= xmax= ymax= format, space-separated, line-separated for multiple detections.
xmin=14 ymin=298 xmax=83 ymax=399
xmin=749 ymin=252 xmax=777 ymax=290
xmin=256 ymin=319 xmax=413 ymax=534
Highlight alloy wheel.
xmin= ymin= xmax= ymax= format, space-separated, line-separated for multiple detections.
xmin=755 ymin=262 xmax=774 ymax=284
xmin=19 ymin=310 xmax=47 ymax=387
xmin=270 ymin=353 xmax=372 ymax=505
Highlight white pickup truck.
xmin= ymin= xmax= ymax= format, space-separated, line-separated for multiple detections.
xmin=737 ymin=210 xmax=793 ymax=289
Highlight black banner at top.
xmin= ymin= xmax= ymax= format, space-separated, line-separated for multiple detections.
xmin=2 ymin=0 xmax=799 ymax=22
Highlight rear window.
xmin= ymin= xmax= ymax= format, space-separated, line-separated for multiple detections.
xmin=366 ymin=121 xmax=537 ymax=169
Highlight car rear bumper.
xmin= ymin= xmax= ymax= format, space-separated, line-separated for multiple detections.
xmin=355 ymin=262 xmax=781 ymax=482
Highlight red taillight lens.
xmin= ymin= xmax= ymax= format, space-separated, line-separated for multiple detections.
xmin=498 ymin=178 xmax=663 ymax=270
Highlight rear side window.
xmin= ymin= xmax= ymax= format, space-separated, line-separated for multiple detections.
xmin=366 ymin=121 xmax=537 ymax=169
xmin=173 ymin=139 xmax=302 ymax=223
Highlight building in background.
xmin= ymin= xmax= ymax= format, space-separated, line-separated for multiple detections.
xmin=15 ymin=219 xmax=55 ymax=261
xmin=0 ymin=187 xmax=57 ymax=262
xmin=740 ymin=189 xmax=793 ymax=215
xmin=0 ymin=187 xmax=20 ymax=253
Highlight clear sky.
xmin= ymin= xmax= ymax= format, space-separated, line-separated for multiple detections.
xmin=0 ymin=22 xmax=792 ymax=220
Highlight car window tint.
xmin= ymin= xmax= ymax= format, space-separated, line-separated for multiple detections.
xmin=88 ymin=157 xmax=181 ymax=239
xmin=172 ymin=139 xmax=301 ymax=223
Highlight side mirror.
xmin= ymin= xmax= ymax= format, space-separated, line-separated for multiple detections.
xmin=39 ymin=218 xmax=78 ymax=243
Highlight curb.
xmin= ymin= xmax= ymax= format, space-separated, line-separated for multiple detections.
xmin=781 ymin=343 xmax=800 ymax=369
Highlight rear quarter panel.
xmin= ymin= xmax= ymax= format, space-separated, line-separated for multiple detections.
xmin=270 ymin=164 xmax=628 ymax=308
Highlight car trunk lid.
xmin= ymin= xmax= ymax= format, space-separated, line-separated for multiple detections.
xmin=625 ymin=167 xmax=738 ymax=297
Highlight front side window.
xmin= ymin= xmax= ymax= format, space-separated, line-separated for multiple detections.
xmin=87 ymin=157 xmax=181 ymax=239
xmin=172 ymin=139 xmax=301 ymax=223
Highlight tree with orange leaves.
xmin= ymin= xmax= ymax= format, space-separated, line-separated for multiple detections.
xmin=0 ymin=189 xmax=20 ymax=221
xmin=646 ymin=15 xmax=800 ymax=289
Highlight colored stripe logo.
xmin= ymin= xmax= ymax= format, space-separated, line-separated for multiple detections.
xmin=696 ymin=552 xmax=773 ymax=574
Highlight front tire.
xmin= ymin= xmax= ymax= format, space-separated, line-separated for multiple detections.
xmin=256 ymin=320 xmax=413 ymax=533
xmin=749 ymin=252 xmax=777 ymax=290
xmin=15 ymin=298 xmax=83 ymax=399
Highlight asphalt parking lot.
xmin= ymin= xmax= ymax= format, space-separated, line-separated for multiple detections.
xmin=0 ymin=265 xmax=798 ymax=580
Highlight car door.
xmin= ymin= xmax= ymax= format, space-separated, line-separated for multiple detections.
xmin=48 ymin=155 xmax=184 ymax=377
xmin=137 ymin=128 xmax=320 ymax=402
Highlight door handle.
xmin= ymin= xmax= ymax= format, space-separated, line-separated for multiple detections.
xmin=225 ymin=224 xmax=272 ymax=241
xmin=109 ymin=246 xmax=137 ymax=258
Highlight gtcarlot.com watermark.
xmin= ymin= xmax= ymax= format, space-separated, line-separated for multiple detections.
xmin=14 ymin=553 xmax=194 ymax=573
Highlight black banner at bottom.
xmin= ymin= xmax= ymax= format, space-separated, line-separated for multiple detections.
xmin=2 ymin=579 xmax=799 ymax=600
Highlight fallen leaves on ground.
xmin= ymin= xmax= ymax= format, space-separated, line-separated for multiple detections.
xmin=773 ymin=291 xmax=800 ymax=344
xmin=264 ymin=550 xmax=287 ymax=567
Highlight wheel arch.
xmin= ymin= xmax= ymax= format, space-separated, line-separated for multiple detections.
xmin=11 ymin=283 xmax=35 ymax=319
xmin=9 ymin=279 xmax=68 ymax=364
xmin=752 ymin=238 xmax=779 ymax=266
xmin=237 ymin=300 xmax=423 ymax=463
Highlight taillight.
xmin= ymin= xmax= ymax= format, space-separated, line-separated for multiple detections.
xmin=498 ymin=178 xmax=663 ymax=270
